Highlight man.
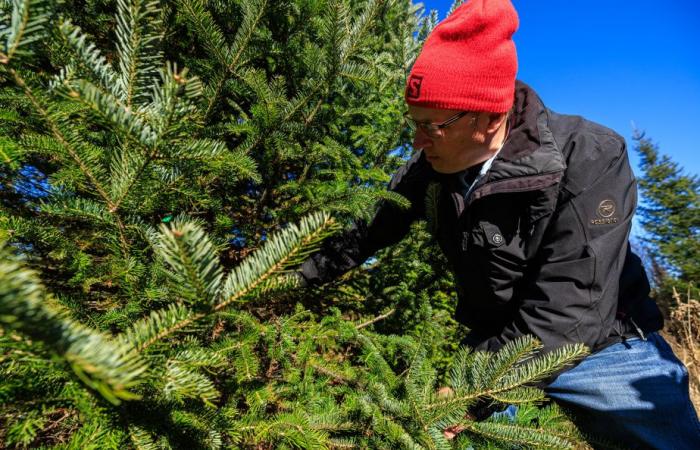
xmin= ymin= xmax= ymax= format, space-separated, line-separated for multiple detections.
xmin=299 ymin=0 xmax=700 ymax=447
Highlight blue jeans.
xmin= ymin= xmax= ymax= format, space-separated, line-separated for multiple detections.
xmin=522 ymin=332 xmax=700 ymax=449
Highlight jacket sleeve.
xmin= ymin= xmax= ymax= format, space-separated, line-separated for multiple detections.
xmin=299 ymin=151 xmax=431 ymax=286
xmin=476 ymin=132 xmax=636 ymax=354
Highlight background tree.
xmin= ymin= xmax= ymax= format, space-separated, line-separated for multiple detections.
xmin=633 ymin=129 xmax=700 ymax=413
xmin=633 ymin=129 xmax=700 ymax=309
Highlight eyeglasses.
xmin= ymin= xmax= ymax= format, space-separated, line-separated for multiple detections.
xmin=403 ymin=110 xmax=476 ymax=138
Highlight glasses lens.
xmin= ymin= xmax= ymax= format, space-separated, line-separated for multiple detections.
xmin=422 ymin=125 xmax=442 ymax=138
xmin=404 ymin=113 xmax=452 ymax=138
xmin=404 ymin=114 xmax=443 ymax=138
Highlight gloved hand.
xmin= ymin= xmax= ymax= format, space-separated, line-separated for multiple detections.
xmin=293 ymin=271 xmax=309 ymax=288
xmin=437 ymin=387 xmax=508 ymax=440
xmin=438 ymin=387 xmax=507 ymax=421
xmin=469 ymin=397 xmax=509 ymax=421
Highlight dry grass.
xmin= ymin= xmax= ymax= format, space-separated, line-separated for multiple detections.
xmin=661 ymin=286 xmax=700 ymax=413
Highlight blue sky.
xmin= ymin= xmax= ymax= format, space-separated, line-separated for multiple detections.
xmin=420 ymin=0 xmax=700 ymax=178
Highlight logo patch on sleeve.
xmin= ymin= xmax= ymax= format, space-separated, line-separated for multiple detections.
xmin=406 ymin=74 xmax=423 ymax=100
xmin=591 ymin=199 xmax=618 ymax=225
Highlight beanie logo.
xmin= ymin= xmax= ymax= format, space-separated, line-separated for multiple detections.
xmin=407 ymin=75 xmax=423 ymax=100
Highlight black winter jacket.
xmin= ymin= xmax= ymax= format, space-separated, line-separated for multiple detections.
xmin=301 ymin=80 xmax=663 ymax=356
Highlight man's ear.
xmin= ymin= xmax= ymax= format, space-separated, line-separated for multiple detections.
xmin=475 ymin=112 xmax=508 ymax=135
xmin=485 ymin=112 xmax=508 ymax=134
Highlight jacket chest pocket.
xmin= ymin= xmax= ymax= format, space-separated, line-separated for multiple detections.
xmin=461 ymin=220 xmax=527 ymax=303
xmin=469 ymin=222 xmax=506 ymax=249
xmin=463 ymin=221 xmax=513 ymax=273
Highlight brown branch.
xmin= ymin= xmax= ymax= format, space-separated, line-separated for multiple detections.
xmin=356 ymin=308 xmax=396 ymax=329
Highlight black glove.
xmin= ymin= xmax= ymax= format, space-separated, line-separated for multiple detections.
xmin=294 ymin=271 xmax=309 ymax=288
xmin=469 ymin=398 xmax=509 ymax=421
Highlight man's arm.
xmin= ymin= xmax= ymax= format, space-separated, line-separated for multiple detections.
xmin=476 ymin=133 xmax=637 ymax=354
xmin=299 ymin=150 xmax=432 ymax=286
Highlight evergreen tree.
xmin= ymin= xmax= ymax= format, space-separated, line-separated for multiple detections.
xmin=1 ymin=1 xmax=591 ymax=448
xmin=633 ymin=129 xmax=699 ymax=301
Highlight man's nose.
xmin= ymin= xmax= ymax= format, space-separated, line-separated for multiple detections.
xmin=412 ymin=129 xmax=433 ymax=149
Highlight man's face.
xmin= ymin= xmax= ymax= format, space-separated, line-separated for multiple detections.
xmin=407 ymin=105 xmax=496 ymax=174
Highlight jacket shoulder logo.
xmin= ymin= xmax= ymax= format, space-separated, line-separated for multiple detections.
xmin=597 ymin=199 xmax=615 ymax=217
xmin=406 ymin=74 xmax=423 ymax=100
xmin=591 ymin=199 xmax=618 ymax=225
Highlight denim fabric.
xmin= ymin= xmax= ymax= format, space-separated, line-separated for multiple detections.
xmin=542 ymin=332 xmax=700 ymax=449
xmin=490 ymin=403 xmax=519 ymax=422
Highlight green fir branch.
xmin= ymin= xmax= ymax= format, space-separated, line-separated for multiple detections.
xmin=58 ymin=20 xmax=121 ymax=98
xmin=169 ymin=139 xmax=261 ymax=183
xmin=255 ymin=412 xmax=330 ymax=450
xmin=6 ymin=67 xmax=115 ymax=210
xmin=233 ymin=342 xmax=259 ymax=383
xmin=241 ymin=0 xmax=383 ymax=155
xmin=226 ymin=0 xmax=267 ymax=72
xmin=4 ymin=409 xmax=47 ymax=448
xmin=494 ymin=343 xmax=589 ymax=391
xmin=131 ymin=212 xmax=339 ymax=350
xmin=178 ymin=0 xmax=268 ymax=119
xmin=488 ymin=386 xmax=546 ymax=405
xmin=40 ymin=196 xmax=115 ymax=226
xmin=115 ymin=0 xmax=164 ymax=106
xmin=170 ymin=346 xmax=229 ymax=369
xmin=207 ymin=0 xmax=268 ymax=119
xmin=482 ymin=335 xmax=542 ymax=387
xmin=177 ymin=0 xmax=229 ymax=68
xmin=120 ymin=302 xmax=194 ymax=352
xmin=60 ymin=79 xmax=157 ymax=148
xmin=217 ymin=211 xmax=341 ymax=308
xmin=463 ymin=419 xmax=576 ymax=449
xmin=0 ymin=242 xmax=148 ymax=404
xmin=163 ymin=360 xmax=220 ymax=405
xmin=128 ymin=425 xmax=160 ymax=450
xmin=154 ymin=219 xmax=224 ymax=306
xmin=108 ymin=143 xmax=148 ymax=202
xmin=0 ymin=0 xmax=52 ymax=63
xmin=0 ymin=136 xmax=20 ymax=169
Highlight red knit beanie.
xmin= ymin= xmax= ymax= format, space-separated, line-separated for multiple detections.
xmin=405 ymin=0 xmax=519 ymax=113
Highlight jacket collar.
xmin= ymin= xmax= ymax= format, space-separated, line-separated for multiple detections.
xmin=468 ymin=80 xmax=567 ymax=202
xmin=501 ymin=80 xmax=547 ymax=161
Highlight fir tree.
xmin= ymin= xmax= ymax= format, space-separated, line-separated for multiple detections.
xmin=633 ymin=129 xmax=699 ymax=301
xmin=1 ymin=1 xmax=592 ymax=448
